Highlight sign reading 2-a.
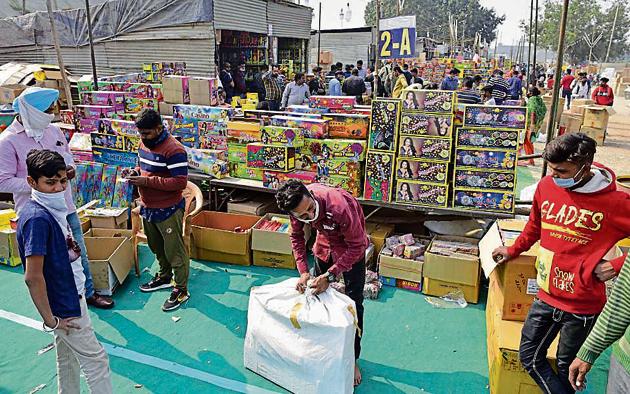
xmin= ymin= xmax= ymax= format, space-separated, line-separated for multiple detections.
xmin=379 ymin=27 xmax=415 ymax=59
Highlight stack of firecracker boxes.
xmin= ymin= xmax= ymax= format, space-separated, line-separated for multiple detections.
xmin=249 ymin=96 xmax=369 ymax=198
xmin=452 ymin=105 xmax=525 ymax=214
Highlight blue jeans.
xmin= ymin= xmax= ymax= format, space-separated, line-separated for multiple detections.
xmin=519 ymin=298 xmax=597 ymax=394
xmin=67 ymin=212 xmax=95 ymax=298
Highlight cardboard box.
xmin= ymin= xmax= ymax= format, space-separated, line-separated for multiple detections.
xmin=398 ymin=135 xmax=451 ymax=161
xmin=481 ymin=221 xmax=538 ymax=321
xmin=84 ymin=237 xmax=134 ymax=296
xmin=487 ymin=274 xmax=559 ymax=394
xmin=190 ymin=211 xmax=260 ymax=266
xmin=86 ymin=208 xmax=129 ymax=229
xmin=453 ymin=189 xmax=515 ymax=213
xmin=228 ymin=198 xmax=277 ymax=216
xmin=380 ymin=276 xmax=423 ymax=293
xmin=579 ymin=125 xmax=605 ymax=146
xmin=0 ymin=84 xmax=26 ymax=104
xmin=84 ymin=228 xmax=134 ymax=239
xmin=366 ymin=223 xmax=395 ymax=257
xmin=228 ymin=161 xmax=264 ymax=180
xmin=159 ymin=102 xmax=174 ymax=116
xmin=162 ymin=75 xmax=190 ymax=104
xmin=262 ymin=170 xmax=318 ymax=189
xmin=261 ymin=126 xmax=304 ymax=147
xmin=246 ymin=143 xmax=295 ymax=172
xmin=189 ymin=77 xmax=219 ymax=106
xmin=424 ymin=235 xmax=480 ymax=286
xmin=80 ymin=218 xmax=91 ymax=233
xmin=253 ymin=250 xmax=296 ymax=270
xmin=322 ymin=113 xmax=369 ymax=139
xmin=559 ymin=113 xmax=583 ymax=133
xmin=379 ymin=253 xmax=423 ymax=283
xmin=270 ymin=116 xmax=329 ymax=139
xmin=422 ymin=277 xmax=480 ymax=303
xmin=394 ymin=180 xmax=448 ymax=207
xmin=582 ymin=106 xmax=610 ymax=130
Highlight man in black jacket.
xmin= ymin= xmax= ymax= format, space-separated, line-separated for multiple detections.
xmin=342 ymin=69 xmax=366 ymax=104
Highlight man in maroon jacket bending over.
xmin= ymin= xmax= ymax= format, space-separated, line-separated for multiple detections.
xmin=276 ymin=180 xmax=369 ymax=386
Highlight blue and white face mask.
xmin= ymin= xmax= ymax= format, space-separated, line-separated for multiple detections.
xmin=553 ymin=164 xmax=586 ymax=189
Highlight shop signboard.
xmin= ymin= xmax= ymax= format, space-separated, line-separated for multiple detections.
xmin=378 ymin=15 xmax=416 ymax=59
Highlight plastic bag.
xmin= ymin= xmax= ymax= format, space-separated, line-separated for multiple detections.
xmin=244 ymin=278 xmax=357 ymax=394
xmin=424 ymin=289 xmax=468 ymax=309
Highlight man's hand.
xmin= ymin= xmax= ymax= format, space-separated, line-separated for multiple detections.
xmin=126 ymin=176 xmax=147 ymax=187
xmin=310 ymin=273 xmax=330 ymax=295
xmin=568 ymin=358 xmax=592 ymax=391
xmin=296 ymin=272 xmax=311 ymax=293
xmin=46 ymin=316 xmax=80 ymax=335
xmin=594 ymin=261 xmax=616 ymax=282
xmin=66 ymin=166 xmax=76 ymax=180
xmin=492 ymin=246 xmax=512 ymax=264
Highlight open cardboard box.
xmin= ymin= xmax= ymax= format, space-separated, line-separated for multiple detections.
xmin=251 ymin=213 xmax=311 ymax=270
xmin=190 ymin=211 xmax=260 ymax=266
xmin=424 ymin=235 xmax=480 ymax=286
xmin=84 ymin=237 xmax=134 ymax=296
xmin=84 ymin=228 xmax=134 ymax=239
xmin=87 ymin=208 xmax=129 ymax=229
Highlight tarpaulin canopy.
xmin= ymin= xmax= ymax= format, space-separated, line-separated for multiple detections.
xmin=0 ymin=0 xmax=214 ymax=48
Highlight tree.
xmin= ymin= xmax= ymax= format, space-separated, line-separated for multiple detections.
xmin=364 ymin=0 xmax=505 ymax=45
xmin=530 ymin=0 xmax=630 ymax=63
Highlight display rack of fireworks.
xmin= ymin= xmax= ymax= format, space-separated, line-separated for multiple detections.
xmin=81 ymin=91 xmax=129 ymax=112
xmin=321 ymin=113 xmax=370 ymax=139
xmin=74 ymin=105 xmax=116 ymax=133
xmin=367 ymin=98 xmax=401 ymax=152
xmin=260 ymin=126 xmax=304 ymax=147
xmin=363 ymin=151 xmax=395 ymax=202
xmin=185 ymin=147 xmax=229 ymax=179
xmin=308 ymin=96 xmax=357 ymax=111
xmin=270 ymin=116 xmax=329 ymax=139
xmin=246 ymin=143 xmax=295 ymax=172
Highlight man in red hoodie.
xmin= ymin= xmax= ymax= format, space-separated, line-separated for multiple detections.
xmin=493 ymin=132 xmax=630 ymax=394
xmin=276 ymin=179 xmax=369 ymax=387
xmin=591 ymin=77 xmax=614 ymax=106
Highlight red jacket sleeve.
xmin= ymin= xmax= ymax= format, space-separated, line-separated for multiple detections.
xmin=507 ymin=183 xmax=543 ymax=258
xmin=591 ymin=87 xmax=598 ymax=101
xmin=327 ymin=207 xmax=367 ymax=276
xmin=289 ymin=217 xmax=309 ymax=274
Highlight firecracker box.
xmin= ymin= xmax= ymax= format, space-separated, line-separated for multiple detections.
xmin=262 ymin=170 xmax=318 ymax=189
xmin=309 ymin=95 xmax=356 ymax=110
xmin=315 ymin=158 xmax=362 ymax=178
xmin=227 ymin=124 xmax=262 ymax=145
xmin=186 ymin=147 xmax=229 ymax=178
xmin=190 ymin=211 xmax=260 ymax=266
xmin=453 ymin=189 xmax=515 ymax=213
xmin=582 ymin=106 xmax=610 ymax=130
xmin=270 ymin=116 xmax=329 ymax=139
xmin=463 ymin=105 xmax=528 ymax=129
xmin=398 ymin=136 xmax=452 ymax=161
xmin=363 ymin=151 xmax=394 ymax=202
xmin=91 ymin=132 xmax=128 ymax=151
xmin=173 ymin=104 xmax=232 ymax=122
xmin=400 ymin=89 xmax=454 ymax=113
xmin=99 ymin=119 xmax=139 ymax=136
xmin=394 ymin=180 xmax=448 ymax=208
xmin=302 ymin=138 xmax=367 ymax=162
xmin=423 ymin=277 xmax=480 ymax=303
xmin=455 ymin=149 xmax=517 ymax=171
xmin=189 ymin=77 xmax=220 ymax=106
xmin=172 ymin=116 xmax=197 ymax=135
xmin=198 ymin=120 xmax=227 ymax=137
xmin=172 ymin=131 xmax=199 ymax=148
xmin=261 ymin=126 xmax=304 ymax=147
xmin=322 ymin=113 xmax=370 ymax=139
xmin=127 ymin=83 xmax=163 ymax=100
xmin=124 ymin=97 xmax=159 ymax=113
xmin=59 ymin=109 xmax=74 ymax=125
xmin=396 ymin=159 xmax=448 ymax=185
xmin=81 ymin=91 xmax=128 ymax=112
xmin=0 ymin=209 xmax=20 ymax=266
xmin=200 ymin=134 xmax=228 ymax=150
xmin=369 ymin=98 xmax=401 ymax=152
xmin=75 ymin=105 xmax=116 ymax=120
xmin=229 ymin=162 xmax=264 ymax=180
xmin=288 ymin=105 xmax=330 ymax=114
xmin=400 ymin=112 xmax=453 ymax=137
xmin=247 ymin=143 xmax=295 ymax=172
xmin=456 ymin=128 xmax=520 ymax=149
xmin=578 ymin=125 xmax=605 ymax=146
xmin=228 ymin=144 xmax=248 ymax=163
xmin=379 ymin=276 xmax=423 ymax=293
xmin=454 ymin=169 xmax=516 ymax=192
xmin=423 ymin=235 xmax=480 ymax=286
xmin=320 ymin=174 xmax=362 ymax=197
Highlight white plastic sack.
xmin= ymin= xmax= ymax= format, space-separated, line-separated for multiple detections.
xmin=244 ymin=278 xmax=357 ymax=394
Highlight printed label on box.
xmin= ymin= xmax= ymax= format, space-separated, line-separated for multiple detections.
xmin=453 ymin=189 xmax=514 ymax=213
xmin=527 ymin=279 xmax=539 ymax=295
xmin=401 ymin=90 xmax=454 ymax=113
xmin=396 ymin=159 xmax=448 ymax=184
xmin=457 ymin=128 xmax=519 ymax=149
xmin=463 ymin=105 xmax=527 ymax=129
xmin=400 ymin=113 xmax=453 ymax=137
xmin=455 ymin=149 xmax=517 ymax=170
xmin=395 ymin=181 xmax=448 ymax=207
xmin=398 ymin=136 xmax=451 ymax=161
xmin=454 ymin=169 xmax=516 ymax=191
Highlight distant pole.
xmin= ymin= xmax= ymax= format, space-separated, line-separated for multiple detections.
xmin=532 ymin=0 xmax=539 ymax=84
xmin=22 ymin=0 xmax=26 ymax=15
xmin=527 ymin=0 xmax=533 ymax=80
xmin=317 ymin=2 xmax=322 ymax=68
xmin=374 ymin=0 xmax=380 ymax=99
xmin=605 ymin=3 xmax=620 ymax=63
xmin=46 ymin=0 xmax=73 ymax=110
xmin=84 ymin=0 xmax=99 ymax=91
xmin=542 ymin=0 xmax=570 ymax=177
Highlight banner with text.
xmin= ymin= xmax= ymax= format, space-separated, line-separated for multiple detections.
xmin=378 ymin=15 xmax=416 ymax=59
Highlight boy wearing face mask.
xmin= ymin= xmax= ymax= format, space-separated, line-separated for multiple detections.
xmin=275 ymin=180 xmax=368 ymax=387
xmin=18 ymin=149 xmax=112 ymax=393
xmin=492 ymin=133 xmax=630 ymax=394
xmin=0 ymin=87 xmax=113 ymax=309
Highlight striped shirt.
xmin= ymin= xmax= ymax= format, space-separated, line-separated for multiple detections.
xmin=456 ymin=89 xmax=482 ymax=104
xmin=577 ymin=254 xmax=630 ymax=375
xmin=137 ymin=132 xmax=188 ymax=211
xmin=488 ymin=76 xmax=510 ymax=103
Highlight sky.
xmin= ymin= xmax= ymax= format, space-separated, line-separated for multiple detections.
xmin=308 ymin=0 xmax=525 ymax=45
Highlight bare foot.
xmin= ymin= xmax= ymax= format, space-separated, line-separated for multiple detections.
xmin=354 ymin=363 xmax=362 ymax=386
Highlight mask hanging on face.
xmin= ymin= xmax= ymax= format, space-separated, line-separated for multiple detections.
xmin=295 ymin=197 xmax=320 ymax=223
xmin=553 ymin=164 xmax=586 ymax=189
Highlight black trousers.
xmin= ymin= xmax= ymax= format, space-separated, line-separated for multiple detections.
xmin=315 ymin=256 xmax=365 ymax=360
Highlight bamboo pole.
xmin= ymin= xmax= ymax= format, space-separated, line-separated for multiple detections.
xmin=45 ymin=0 xmax=73 ymax=110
